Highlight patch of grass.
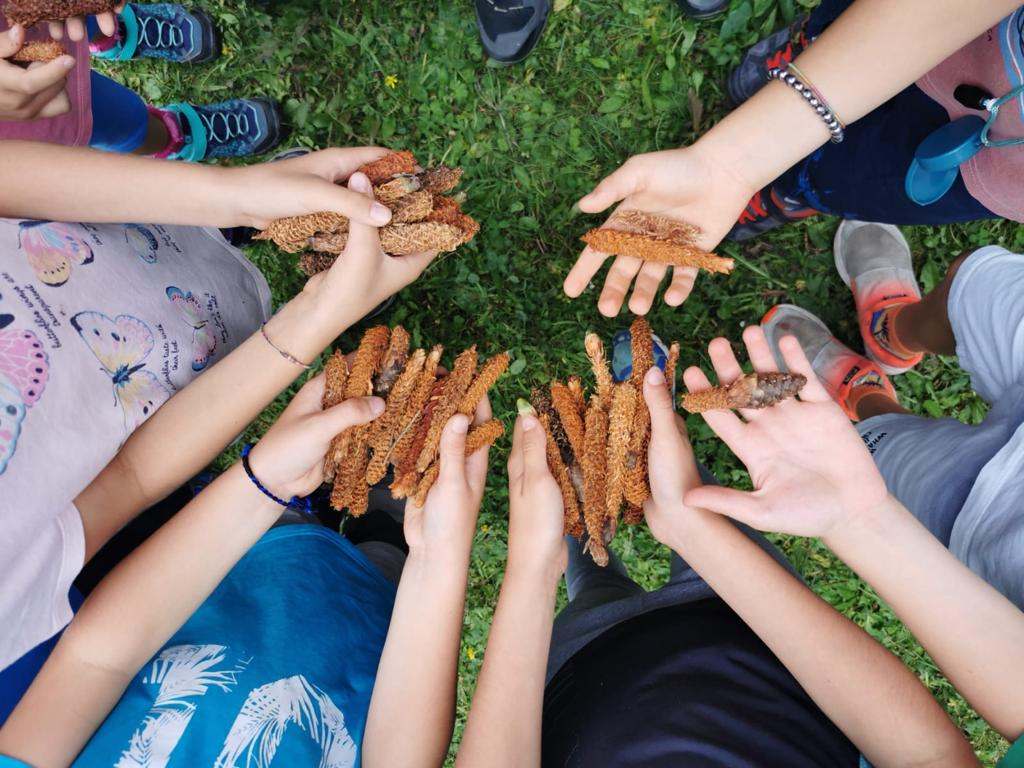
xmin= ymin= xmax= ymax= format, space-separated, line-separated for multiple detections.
xmin=99 ymin=0 xmax=1013 ymax=763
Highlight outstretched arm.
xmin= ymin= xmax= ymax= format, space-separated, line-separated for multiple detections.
xmin=73 ymin=174 xmax=438 ymax=560
xmin=363 ymin=404 xmax=493 ymax=768
xmin=684 ymin=327 xmax=1024 ymax=741
xmin=0 ymin=378 xmax=384 ymax=768
xmin=641 ymin=362 xmax=977 ymax=768
xmin=567 ymin=0 xmax=1021 ymax=316
xmin=0 ymin=141 xmax=393 ymax=228
xmin=454 ymin=411 xmax=567 ymax=768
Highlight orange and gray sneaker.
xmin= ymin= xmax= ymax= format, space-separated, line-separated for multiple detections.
xmin=762 ymin=304 xmax=898 ymax=422
xmin=834 ymin=220 xmax=924 ymax=375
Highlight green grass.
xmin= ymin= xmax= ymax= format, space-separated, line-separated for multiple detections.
xmin=99 ymin=0 xmax=1022 ymax=763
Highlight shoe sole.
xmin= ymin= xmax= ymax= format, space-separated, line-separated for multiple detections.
xmin=832 ymin=220 xmax=919 ymax=375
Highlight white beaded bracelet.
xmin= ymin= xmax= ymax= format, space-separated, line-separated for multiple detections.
xmin=767 ymin=65 xmax=845 ymax=144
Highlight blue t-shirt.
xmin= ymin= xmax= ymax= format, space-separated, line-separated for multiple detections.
xmin=36 ymin=525 xmax=394 ymax=768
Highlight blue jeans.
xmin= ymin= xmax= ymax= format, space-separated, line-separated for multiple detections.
xmin=85 ymin=16 xmax=149 ymax=153
xmin=771 ymin=0 xmax=998 ymax=225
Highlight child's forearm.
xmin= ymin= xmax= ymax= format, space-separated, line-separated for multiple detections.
xmin=667 ymin=510 xmax=977 ymax=768
xmin=0 ymin=141 xmax=237 ymax=226
xmin=824 ymin=496 xmax=1024 ymax=740
xmin=699 ymin=0 xmax=1020 ymax=194
xmin=455 ymin=567 xmax=558 ymax=768
xmin=0 ymin=463 xmax=281 ymax=768
xmin=74 ymin=288 xmax=353 ymax=560
xmin=363 ymin=548 xmax=471 ymax=768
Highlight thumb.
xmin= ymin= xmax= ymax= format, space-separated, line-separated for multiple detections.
xmin=437 ymin=414 xmax=470 ymax=485
xmin=518 ymin=413 xmax=549 ymax=480
xmin=313 ymin=396 xmax=384 ymax=442
xmin=16 ymin=55 xmax=75 ymax=94
xmin=577 ymin=160 xmax=642 ymax=213
xmin=684 ymin=486 xmax=765 ymax=529
xmin=307 ymin=175 xmax=392 ymax=227
xmin=0 ymin=26 xmax=24 ymax=58
xmin=341 ymin=172 xmax=384 ymax=260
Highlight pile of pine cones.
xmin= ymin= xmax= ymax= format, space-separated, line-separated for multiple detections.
xmin=322 ymin=325 xmax=508 ymax=514
xmin=530 ymin=318 xmax=679 ymax=566
xmin=256 ymin=150 xmax=479 ymax=277
xmin=581 ymin=210 xmax=735 ymax=275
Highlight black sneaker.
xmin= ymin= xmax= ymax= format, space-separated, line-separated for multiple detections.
xmin=474 ymin=0 xmax=551 ymax=64
xmin=675 ymin=0 xmax=729 ymax=20
xmin=164 ymin=98 xmax=284 ymax=161
xmin=726 ymin=16 xmax=809 ymax=107
xmin=726 ymin=186 xmax=818 ymax=241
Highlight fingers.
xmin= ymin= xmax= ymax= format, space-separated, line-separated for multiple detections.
xmin=627 ymin=262 xmax=667 ymax=315
xmin=598 ymin=255 xmax=642 ymax=317
xmin=291 ymin=146 xmax=391 ymax=184
xmin=64 ymin=16 xmax=86 ymax=41
xmin=437 ymin=414 xmax=470 ymax=486
xmin=741 ymin=325 xmax=780 ymax=373
xmin=35 ymin=86 xmax=70 ymax=117
xmin=0 ymin=26 xmax=25 ymax=58
xmin=664 ymin=265 xmax=699 ymax=306
xmin=778 ymin=334 xmax=831 ymax=402
xmin=473 ymin=393 xmax=493 ymax=424
xmin=642 ymin=365 xmax=679 ymax=441
xmin=563 ymin=245 xmax=607 ymax=299
xmin=47 ymin=21 xmax=63 ymax=40
xmin=15 ymin=56 xmax=75 ymax=95
xmin=386 ymin=248 xmax=440 ymax=287
xmin=508 ymin=411 xmax=547 ymax=490
xmin=315 ymin=396 xmax=385 ymax=440
xmin=577 ymin=159 xmax=642 ymax=213
xmin=707 ymin=336 xmax=744 ymax=385
xmin=309 ymin=171 xmax=391 ymax=226
xmin=93 ymin=11 xmax=119 ymax=38
xmin=340 ymin=173 xmax=385 ymax=257
xmin=683 ymin=486 xmax=767 ymax=529
xmin=682 ymin=365 xmax=746 ymax=450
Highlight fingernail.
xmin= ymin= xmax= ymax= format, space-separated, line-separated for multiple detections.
xmin=450 ymin=414 xmax=469 ymax=434
xmin=645 ymin=366 xmax=665 ymax=386
xmin=516 ymin=398 xmax=536 ymax=417
xmin=61 ymin=56 xmax=75 ymax=68
xmin=349 ymin=172 xmax=371 ymax=193
xmin=369 ymin=397 xmax=385 ymax=416
xmin=521 ymin=414 xmax=538 ymax=432
xmin=8 ymin=27 xmax=19 ymax=40
xmin=370 ymin=202 xmax=391 ymax=224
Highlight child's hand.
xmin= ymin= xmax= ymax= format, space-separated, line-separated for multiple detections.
xmin=639 ymin=365 xmax=707 ymax=550
xmin=304 ymin=171 xmax=439 ymax=331
xmin=246 ymin=375 xmax=384 ymax=501
xmin=0 ymin=26 xmax=73 ymax=120
xmin=404 ymin=398 xmax=493 ymax=558
xmin=681 ymin=327 xmax=889 ymax=538
xmin=565 ymin=145 xmax=755 ymax=316
xmin=506 ymin=410 xmax=567 ymax=584
xmin=225 ymin=147 xmax=396 ymax=229
xmin=47 ymin=4 xmax=122 ymax=41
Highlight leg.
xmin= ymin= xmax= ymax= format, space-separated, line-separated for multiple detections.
xmin=890 ymin=252 xmax=971 ymax=356
xmin=87 ymin=70 xmax=155 ymax=154
xmin=560 ymin=535 xmax=644 ymax=618
xmin=342 ymin=485 xmax=409 ymax=586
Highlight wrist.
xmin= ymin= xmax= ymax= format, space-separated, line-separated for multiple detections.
xmin=505 ymin=550 xmax=564 ymax=591
xmin=403 ymin=545 xmax=471 ymax=584
xmin=821 ymin=494 xmax=902 ymax=552
xmin=227 ymin=462 xmax=286 ymax=518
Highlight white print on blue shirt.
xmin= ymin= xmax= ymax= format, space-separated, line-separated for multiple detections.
xmin=115 ymin=644 xmax=356 ymax=768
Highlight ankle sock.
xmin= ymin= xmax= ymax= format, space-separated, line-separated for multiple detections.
xmin=146 ymin=105 xmax=187 ymax=159
xmin=867 ymin=301 xmax=920 ymax=362
xmin=846 ymin=373 xmax=897 ymax=419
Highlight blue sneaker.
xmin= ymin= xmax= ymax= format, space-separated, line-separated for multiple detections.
xmin=163 ymin=98 xmax=284 ymax=161
xmin=611 ymin=327 xmax=673 ymax=395
xmin=92 ymin=3 xmax=220 ymax=63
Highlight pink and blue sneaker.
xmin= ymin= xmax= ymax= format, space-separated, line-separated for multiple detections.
xmin=91 ymin=3 xmax=220 ymax=63
xmin=152 ymin=98 xmax=284 ymax=161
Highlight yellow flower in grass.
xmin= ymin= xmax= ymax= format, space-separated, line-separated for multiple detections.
xmin=466 ymin=646 xmax=476 ymax=661
xmin=384 ymin=74 xmax=399 ymax=89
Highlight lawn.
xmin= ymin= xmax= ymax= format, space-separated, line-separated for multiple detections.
xmin=101 ymin=0 xmax=1023 ymax=763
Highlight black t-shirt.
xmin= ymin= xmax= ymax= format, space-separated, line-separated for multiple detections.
xmin=542 ymin=598 xmax=859 ymax=767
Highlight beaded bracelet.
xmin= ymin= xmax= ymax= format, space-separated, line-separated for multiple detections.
xmin=261 ymin=323 xmax=312 ymax=369
xmin=767 ymin=65 xmax=845 ymax=144
xmin=241 ymin=444 xmax=314 ymax=516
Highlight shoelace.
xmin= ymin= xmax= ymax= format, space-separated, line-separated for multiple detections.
xmin=139 ymin=16 xmax=186 ymax=49
xmin=200 ymin=106 xmax=252 ymax=145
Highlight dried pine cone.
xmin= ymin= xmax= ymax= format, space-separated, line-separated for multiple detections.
xmin=414 ymin=347 xmax=477 ymax=473
xmin=584 ymin=332 xmax=614 ymax=404
xmin=605 ymin=383 xmax=638 ymax=522
xmin=254 ymin=212 xmax=347 ymax=253
xmin=6 ymin=0 xmax=115 ymax=26
xmin=365 ymin=348 xmax=427 ymax=485
xmin=419 ymin=165 xmax=463 ymax=194
xmin=458 ymin=352 xmax=510 ymax=416
xmin=411 ymin=418 xmax=504 ymax=507
xmin=11 ymin=40 xmax=64 ymax=63
xmin=581 ymin=228 xmax=734 ymax=274
xmin=375 ymin=174 xmax=421 ymax=204
xmin=581 ymin=397 xmax=609 ymax=566
xmin=681 ymin=372 xmax=806 ymax=413
xmin=550 ymin=381 xmax=585 ymax=461
xmin=375 ymin=326 xmax=410 ymax=397
xmin=607 ymin=210 xmax=701 ymax=244
xmin=308 ymin=222 xmax=466 ymax=257
xmin=391 ymin=190 xmax=435 ymax=224
xmin=360 ymin=150 xmax=417 ymax=184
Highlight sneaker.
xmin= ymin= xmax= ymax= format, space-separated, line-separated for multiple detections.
xmin=611 ymin=326 xmax=669 ymax=380
xmin=474 ymin=0 xmax=551 ymax=64
xmin=761 ymin=304 xmax=898 ymax=421
xmin=833 ymin=220 xmax=924 ymax=375
xmin=91 ymin=3 xmax=220 ymax=63
xmin=675 ymin=0 xmax=729 ymax=20
xmin=162 ymin=98 xmax=284 ymax=161
xmin=726 ymin=17 xmax=809 ymax=107
xmin=726 ymin=186 xmax=818 ymax=241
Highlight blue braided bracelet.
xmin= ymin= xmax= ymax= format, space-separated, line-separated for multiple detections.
xmin=241 ymin=444 xmax=314 ymax=516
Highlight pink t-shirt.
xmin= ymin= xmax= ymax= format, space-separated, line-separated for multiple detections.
xmin=917 ymin=7 xmax=1024 ymax=221
xmin=0 ymin=22 xmax=92 ymax=146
